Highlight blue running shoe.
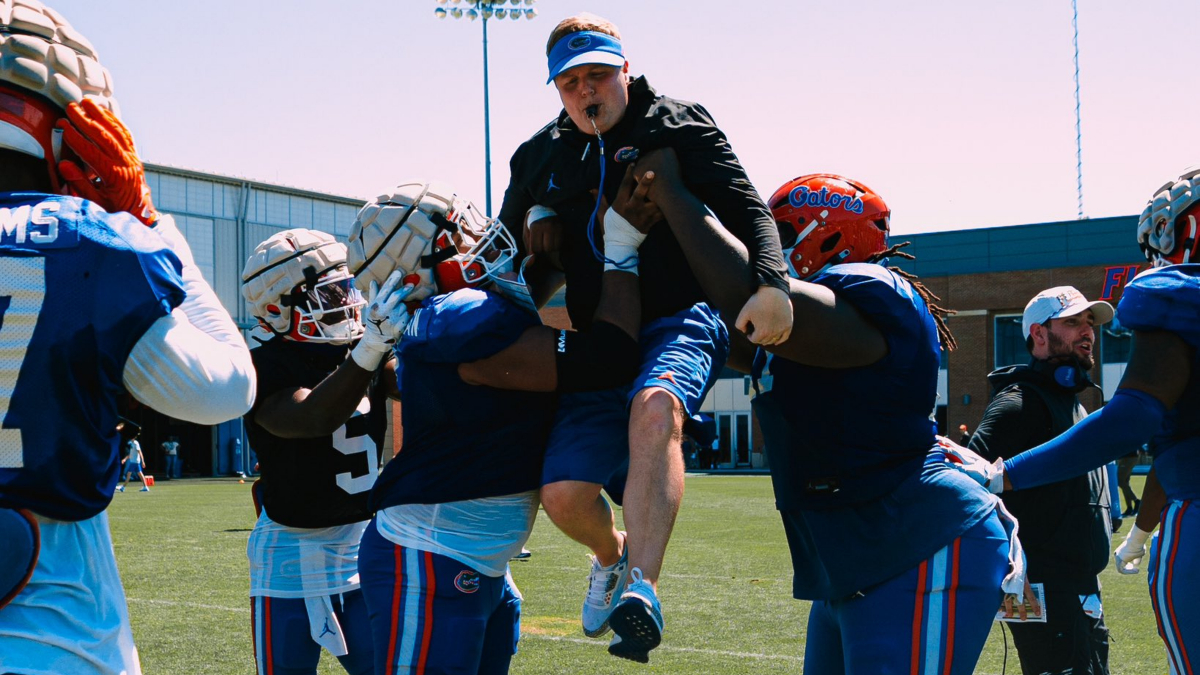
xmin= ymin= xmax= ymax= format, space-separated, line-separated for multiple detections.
xmin=607 ymin=567 xmax=663 ymax=663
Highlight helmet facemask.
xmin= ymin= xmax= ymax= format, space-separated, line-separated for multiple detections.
xmin=285 ymin=266 xmax=365 ymax=344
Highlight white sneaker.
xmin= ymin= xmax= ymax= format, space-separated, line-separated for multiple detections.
xmin=582 ymin=532 xmax=629 ymax=638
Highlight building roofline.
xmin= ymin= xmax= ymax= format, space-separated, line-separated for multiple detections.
xmin=145 ymin=162 xmax=367 ymax=206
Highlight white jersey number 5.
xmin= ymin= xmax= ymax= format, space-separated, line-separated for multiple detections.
xmin=332 ymin=396 xmax=379 ymax=494
xmin=0 ymin=257 xmax=46 ymax=469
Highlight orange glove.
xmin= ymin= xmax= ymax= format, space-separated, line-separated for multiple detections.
xmin=56 ymin=99 xmax=159 ymax=226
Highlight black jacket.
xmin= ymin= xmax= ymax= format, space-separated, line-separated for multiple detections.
xmin=499 ymin=76 xmax=788 ymax=328
xmin=968 ymin=362 xmax=1113 ymax=594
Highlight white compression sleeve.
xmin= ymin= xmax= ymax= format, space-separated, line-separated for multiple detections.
xmin=122 ymin=215 xmax=255 ymax=424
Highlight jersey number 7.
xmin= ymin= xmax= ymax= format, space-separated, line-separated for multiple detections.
xmin=0 ymin=257 xmax=46 ymax=469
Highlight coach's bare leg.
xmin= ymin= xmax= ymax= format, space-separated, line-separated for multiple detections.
xmin=541 ymin=480 xmax=624 ymax=566
xmin=625 ymin=387 xmax=685 ymax=590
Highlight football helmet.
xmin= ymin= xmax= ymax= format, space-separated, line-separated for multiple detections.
xmin=242 ymin=229 xmax=366 ymax=343
xmin=347 ymin=182 xmax=516 ymax=302
xmin=0 ymin=0 xmax=120 ymax=191
xmin=1137 ymin=166 xmax=1200 ymax=267
xmin=768 ymin=174 xmax=890 ymax=279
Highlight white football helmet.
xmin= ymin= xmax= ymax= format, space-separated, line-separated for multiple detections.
xmin=242 ymin=229 xmax=366 ymax=343
xmin=0 ymin=0 xmax=120 ymax=191
xmin=347 ymin=182 xmax=516 ymax=302
xmin=1138 ymin=166 xmax=1200 ymax=267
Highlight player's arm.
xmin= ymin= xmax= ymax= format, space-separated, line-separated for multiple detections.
xmin=255 ymin=275 xmax=412 ymax=438
xmin=673 ymin=113 xmax=793 ymax=345
xmin=1003 ymin=329 xmax=1192 ymax=491
xmin=636 ymin=150 xmax=886 ymax=369
xmin=458 ymin=167 xmax=646 ymax=391
xmin=122 ymin=215 xmax=256 ymax=424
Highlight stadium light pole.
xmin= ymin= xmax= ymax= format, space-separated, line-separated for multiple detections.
xmin=435 ymin=0 xmax=539 ymax=217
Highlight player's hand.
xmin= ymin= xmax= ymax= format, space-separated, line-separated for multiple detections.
xmin=613 ymin=163 xmax=662 ymax=234
xmin=56 ymin=99 xmax=159 ymax=226
xmin=736 ymin=286 xmax=793 ymax=346
xmin=525 ymin=212 xmax=562 ymax=256
xmin=601 ymin=166 xmax=650 ymax=273
xmin=1114 ymin=525 xmax=1152 ymax=574
xmin=934 ymin=435 xmax=1005 ymax=494
xmin=351 ymin=271 xmax=415 ymax=371
xmin=1002 ymin=577 xmax=1042 ymax=621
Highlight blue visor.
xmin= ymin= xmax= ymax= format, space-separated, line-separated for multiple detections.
xmin=546 ymin=31 xmax=625 ymax=84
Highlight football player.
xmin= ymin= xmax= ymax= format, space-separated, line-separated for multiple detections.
xmin=0 ymin=2 xmax=256 ymax=673
xmin=629 ymin=151 xmax=1026 ymax=674
xmin=347 ymin=174 xmax=648 ymax=675
xmin=241 ymin=228 xmax=412 ymax=675
xmin=981 ymin=166 xmax=1200 ymax=673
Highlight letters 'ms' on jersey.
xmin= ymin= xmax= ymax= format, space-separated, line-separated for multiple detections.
xmin=371 ymin=288 xmax=554 ymax=510
xmin=1117 ymin=264 xmax=1200 ymax=501
xmin=245 ymin=339 xmax=387 ymax=528
xmin=0 ymin=194 xmax=185 ymax=521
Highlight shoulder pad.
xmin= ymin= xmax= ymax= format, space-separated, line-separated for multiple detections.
xmin=1118 ymin=266 xmax=1200 ymax=344
xmin=399 ymin=289 xmax=538 ymax=364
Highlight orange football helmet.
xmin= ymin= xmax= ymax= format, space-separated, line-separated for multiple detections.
xmin=768 ymin=174 xmax=890 ymax=279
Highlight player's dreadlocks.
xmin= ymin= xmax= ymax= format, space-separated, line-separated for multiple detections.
xmin=866 ymin=242 xmax=958 ymax=351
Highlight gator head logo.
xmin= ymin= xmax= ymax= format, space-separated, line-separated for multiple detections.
xmin=454 ymin=570 xmax=481 ymax=594
xmin=568 ymin=35 xmax=591 ymax=51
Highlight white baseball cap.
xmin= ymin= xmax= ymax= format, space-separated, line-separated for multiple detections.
xmin=1022 ymin=286 xmax=1114 ymax=339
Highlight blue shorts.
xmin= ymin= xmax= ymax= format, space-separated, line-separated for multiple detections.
xmin=251 ymin=590 xmax=373 ymax=675
xmin=804 ymin=510 xmax=1009 ymax=675
xmin=358 ymin=520 xmax=521 ymax=675
xmin=1149 ymin=499 xmax=1199 ymax=675
xmin=540 ymin=303 xmax=728 ymax=500
xmin=124 ymin=462 xmax=141 ymax=476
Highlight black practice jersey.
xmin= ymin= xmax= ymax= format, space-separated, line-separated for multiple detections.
xmin=245 ymin=338 xmax=387 ymax=528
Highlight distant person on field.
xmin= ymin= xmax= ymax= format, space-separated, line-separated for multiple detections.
xmin=119 ymin=433 xmax=149 ymax=493
xmin=958 ymin=424 xmax=972 ymax=446
xmin=162 ymin=436 xmax=181 ymax=480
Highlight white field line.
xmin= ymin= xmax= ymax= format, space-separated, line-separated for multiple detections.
xmin=126 ymin=597 xmax=800 ymax=662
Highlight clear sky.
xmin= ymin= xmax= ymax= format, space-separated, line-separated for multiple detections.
xmin=53 ymin=0 xmax=1197 ymax=235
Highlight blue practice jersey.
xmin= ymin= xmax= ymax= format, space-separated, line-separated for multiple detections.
xmin=370 ymin=288 xmax=555 ymax=510
xmin=1117 ymin=264 xmax=1200 ymax=501
xmin=755 ymin=263 xmax=994 ymax=599
xmin=0 ymin=194 xmax=185 ymax=521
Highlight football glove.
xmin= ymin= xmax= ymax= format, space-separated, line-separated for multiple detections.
xmin=57 ymin=98 xmax=159 ymax=226
xmin=935 ymin=435 xmax=1005 ymax=494
xmin=350 ymin=270 xmax=414 ymax=371
xmin=1114 ymin=524 xmax=1152 ymax=575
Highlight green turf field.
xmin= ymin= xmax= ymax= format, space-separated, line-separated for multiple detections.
xmin=108 ymin=475 xmax=1168 ymax=674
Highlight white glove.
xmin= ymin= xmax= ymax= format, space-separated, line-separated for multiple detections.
xmin=350 ymin=270 xmax=414 ymax=371
xmin=934 ymin=435 xmax=1005 ymax=494
xmin=603 ymin=206 xmax=647 ymax=273
xmin=1114 ymin=525 xmax=1152 ymax=575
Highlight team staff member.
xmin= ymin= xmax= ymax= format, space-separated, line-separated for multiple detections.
xmin=347 ymin=176 xmax=648 ymax=674
xmin=969 ymin=286 xmax=1115 ymax=675
xmin=982 ymin=166 xmax=1200 ymax=675
xmin=0 ymin=4 xmax=256 ymax=672
xmin=241 ymin=228 xmax=413 ymax=675
xmin=496 ymin=13 xmax=791 ymax=660
xmin=632 ymin=154 xmax=1025 ymax=674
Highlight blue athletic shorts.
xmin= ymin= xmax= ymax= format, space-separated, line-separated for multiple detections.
xmin=251 ymin=589 xmax=373 ymax=675
xmin=358 ymin=520 xmax=522 ymax=675
xmin=540 ymin=303 xmax=728 ymax=500
xmin=803 ymin=510 xmax=1010 ymax=675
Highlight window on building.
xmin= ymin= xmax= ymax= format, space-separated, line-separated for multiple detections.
xmin=994 ymin=314 xmax=1026 ymax=368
